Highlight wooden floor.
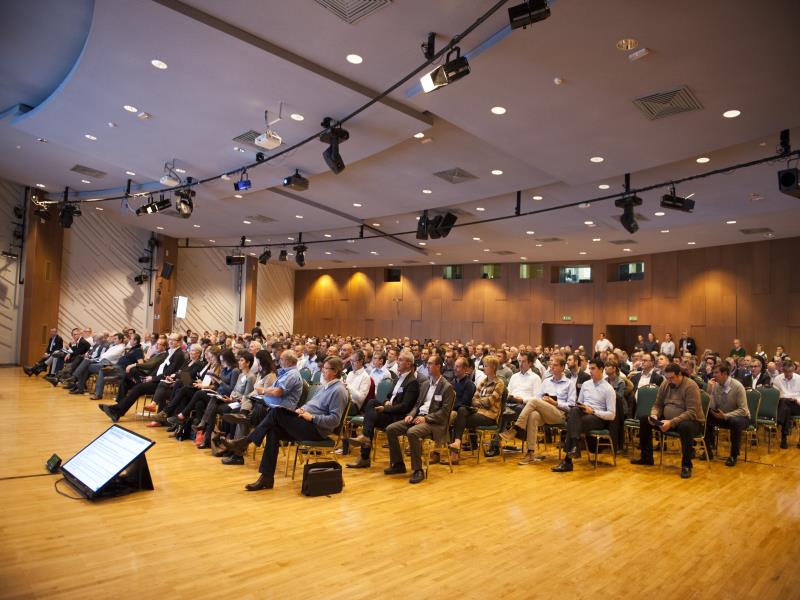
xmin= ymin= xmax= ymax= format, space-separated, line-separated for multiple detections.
xmin=1 ymin=367 xmax=799 ymax=599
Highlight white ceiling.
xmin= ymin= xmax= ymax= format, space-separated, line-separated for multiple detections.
xmin=0 ymin=0 xmax=799 ymax=268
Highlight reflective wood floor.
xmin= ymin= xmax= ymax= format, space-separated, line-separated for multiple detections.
xmin=1 ymin=367 xmax=799 ymax=599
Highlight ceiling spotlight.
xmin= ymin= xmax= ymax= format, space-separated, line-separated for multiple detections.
xmin=508 ymin=0 xmax=551 ymax=30
xmin=123 ymin=105 xmax=138 ymax=113
xmin=150 ymin=59 xmax=168 ymax=69
xmin=234 ymin=170 xmax=252 ymax=191
xmin=283 ymin=169 xmax=309 ymax=191
xmin=294 ymin=244 xmax=307 ymax=267
xmin=59 ymin=203 xmax=81 ymax=228
xmin=134 ymin=273 xmax=149 ymax=285
xmin=696 ymin=157 xmax=710 ymax=164
xmin=490 ymin=106 xmax=507 ymax=115
xmin=346 ymin=54 xmax=363 ymax=64
xmin=614 ymin=195 xmax=642 ymax=234
xmin=136 ymin=194 xmax=172 ymax=216
xmin=290 ymin=113 xmax=304 ymax=121
xmin=175 ymin=186 xmax=195 ymax=219
xmin=598 ymin=184 xmax=610 ymax=190
xmin=84 ymin=134 xmax=97 ymax=141
xmin=279 ymin=248 xmax=288 ymax=262
xmin=661 ymin=186 xmax=696 ymax=212
xmin=414 ymin=132 xmax=425 ymax=139
xmin=421 ymin=47 xmax=470 ymax=93
xmin=491 ymin=169 xmax=503 ymax=175
xmin=590 ymin=156 xmax=604 ymax=163
xmin=258 ymin=248 xmax=272 ymax=264
xmin=723 ymin=109 xmax=741 ymax=119
xmin=320 ymin=118 xmax=350 ymax=174
xmin=778 ymin=168 xmax=800 ymax=198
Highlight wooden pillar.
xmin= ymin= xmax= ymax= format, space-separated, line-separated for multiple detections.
xmin=20 ymin=194 xmax=64 ymax=366
xmin=244 ymin=256 xmax=258 ymax=333
xmin=150 ymin=234 xmax=178 ymax=334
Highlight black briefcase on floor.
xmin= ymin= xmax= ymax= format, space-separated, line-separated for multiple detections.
xmin=301 ymin=460 xmax=344 ymax=496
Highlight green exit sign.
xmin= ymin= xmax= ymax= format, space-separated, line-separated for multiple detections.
xmin=628 ymin=315 xmax=638 ymax=322
xmin=562 ymin=315 xmax=572 ymax=321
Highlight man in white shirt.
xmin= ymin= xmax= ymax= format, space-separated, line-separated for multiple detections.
xmin=660 ymin=333 xmax=676 ymax=359
xmin=507 ymin=352 xmax=542 ymax=405
xmin=501 ymin=356 xmax=576 ymax=464
xmin=552 ymin=358 xmax=616 ymax=472
xmin=775 ymin=360 xmax=800 ymax=448
xmin=594 ymin=333 xmax=614 ymax=354
xmin=345 ymin=351 xmax=372 ymax=413
xmin=70 ymin=333 xmax=126 ymax=394
xmin=369 ymin=352 xmax=391 ymax=388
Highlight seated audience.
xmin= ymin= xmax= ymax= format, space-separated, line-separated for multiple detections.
xmin=23 ymin=327 xmax=63 ymax=377
xmin=774 ymin=360 xmax=800 ymax=449
xmin=704 ymin=364 xmax=750 ymax=466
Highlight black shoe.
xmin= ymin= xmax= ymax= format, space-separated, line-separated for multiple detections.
xmin=551 ymin=459 xmax=573 ymax=473
xmin=69 ymin=388 xmax=84 ymax=395
xmin=221 ymin=454 xmax=244 ymax=465
xmin=630 ymin=457 xmax=655 ymax=466
xmin=220 ymin=436 xmax=250 ymax=455
xmin=483 ymin=448 xmax=500 ymax=458
xmin=780 ymin=437 xmax=789 ymax=449
xmin=725 ymin=456 xmax=737 ymax=467
xmin=245 ymin=475 xmax=274 ymax=491
xmin=680 ymin=466 xmax=692 ymax=479
xmin=409 ymin=470 xmax=425 ymax=484
xmin=23 ymin=367 xmax=33 ymax=377
xmin=346 ymin=458 xmax=370 ymax=469
xmin=45 ymin=376 xmax=58 ymax=387
xmin=383 ymin=463 xmax=407 ymax=475
xmin=98 ymin=404 xmax=119 ymax=423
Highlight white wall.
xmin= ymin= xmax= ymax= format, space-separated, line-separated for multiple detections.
xmin=175 ymin=246 xmax=241 ymax=334
xmin=58 ymin=206 xmax=152 ymax=335
xmin=0 ymin=179 xmax=25 ymax=364
xmin=256 ymin=262 xmax=294 ymax=334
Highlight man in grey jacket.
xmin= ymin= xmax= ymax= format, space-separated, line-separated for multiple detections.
xmin=704 ymin=363 xmax=750 ymax=467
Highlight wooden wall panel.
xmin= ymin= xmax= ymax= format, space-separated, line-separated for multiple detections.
xmin=293 ymin=237 xmax=800 ymax=352
xmin=1 ymin=180 xmax=25 ymax=364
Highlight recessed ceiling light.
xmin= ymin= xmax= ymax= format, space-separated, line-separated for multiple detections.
xmin=346 ymin=54 xmax=363 ymax=64
xmin=388 ymin=263 xmax=394 ymax=266
xmin=535 ymin=244 xmax=543 ymax=247
xmin=579 ymin=202 xmax=591 ymax=208
xmin=123 ymin=105 xmax=138 ymax=113
xmin=35 ymin=183 xmax=46 ymax=188
xmin=616 ymin=38 xmax=638 ymax=51
xmin=473 ymin=259 xmax=479 ymax=262
xmin=175 ymin=168 xmax=186 ymax=174
xmin=370 ymin=251 xmax=379 ymax=255
xmin=726 ymin=220 xmax=737 ymax=224
xmin=249 ymin=252 xmax=256 ymax=257
xmin=193 ymin=224 xmax=200 ymax=228
xmin=589 ymin=156 xmax=604 ymax=163
xmin=520 ymin=256 xmax=527 ymax=260
xmin=584 ymin=220 xmax=594 ymax=225
xmin=491 ymin=169 xmax=503 ymax=175
xmin=287 ymin=237 xmax=295 ymax=241
xmin=221 ymin=174 xmax=231 ymax=180
xmin=234 ymin=194 xmax=243 ymax=199
xmin=245 ymin=239 xmax=251 ymax=242
xmin=415 ymin=216 xmax=420 ymax=220
xmin=592 ymin=238 xmax=601 ymax=242
xmin=325 ymin=251 xmax=332 ymax=255
xmin=150 ymin=59 xmax=168 ymax=69
xmin=532 ymin=195 xmax=543 ymax=201
xmin=598 ymin=184 xmax=610 ymax=190
xmin=36 ymin=137 xmax=47 ymax=143
xmin=242 ymin=220 xmax=251 ymax=224
xmin=107 ymin=122 xmax=117 ymax=128
xmin=660 ymin=229 xmax=670 ymax=233
xmin=422 ymin=189 xmax=432 ymax=194
xmin=472 ymin=237 xmax=481 ymax=241
xmin=323 ymin=234 xmax=332 ymax=238
xmin=290 ymin=113 xmax=304 ymax=121
xmin=125 ymin=170 xmax=136 ymax=176
xmin=483 ymin=248 xmax=490 ymax=252
xmin=372 ymin=223 xmax=381 ymax=227
xmin=81 ymin=179 xmax=91 ymax=184
xmin=209 ymin=239 xmax=216 ymax=243
xmin=429 ymin=261 xmax=436 ymax=265
xmin=413 ymin=132 xmax=425 ymax=139
xmin=526 ymin=231 xmax=534 ymax=235
xmin=579 ymin=251 xmax=587 ymax=255
xmin=156 ymin=226 xmax=164 ymax=230
xmin=352 ymin=203 xmax=362 ymax=207
xmin=317 ymin=266 xmax=322 ymax=270
xmin=696 ymin=157 xmax=710 ymax=164
xmin=623 ymin=248 xmax=631 ymax=252
xmin=654 ymin=211 xmax=665 ymax=216
xmin=723 ymin=109 xmax=741 ymax=119
xmin=418 ymin=242 xmax=426 ymax=246
xmin=352 ymin=265 xmax=357 ymax=268
xmin=688 ymin=241 xmax=696 ymax=245
xmin=296 ymin=215 xmax=303 ymax=219
xmin=490 ymin=106 xmax=507 ymax=115
xmin=95 ymin=207 xmax=104 ymax=211
xmin=84 ymin=134 xmax=97 ymax=141
xmin=435 ymin=252 xmax=442 ymax=256
xmin=476 ymin=207 xmax=485 ymax=212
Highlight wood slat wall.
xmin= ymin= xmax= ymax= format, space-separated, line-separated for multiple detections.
xmin=0 ymin=179 xmax=25 ymax=364
xmin=294 ymin=236 xmax=800 ymax=355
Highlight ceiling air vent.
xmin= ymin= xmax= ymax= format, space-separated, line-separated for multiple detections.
xmin=70 ymin=164 xmax=107 ymax=178
xmin=493 ymin=250 xmax=516 ymax=256
xmin=633 ymin=85 xmax=703 ymax=120
xmin=534 ymin=237 xmax=563 ymax=243
xmin=232 ymin=130 xmax=262 ymax=149
xmin=244 ymin=215 xmax=276 ymax=224
xmin=434 ymin=167 xmax=478 ymax=184
xmin=336 ymin=248 xmax=359 ymax=255
xmin=740 ymin=227 xmax=774 ymax=235
xmin=402 ymin=260 xmax=420 ymax=264
xmin=313 ymin=0 xmax=391 ymax=24
xmin=608 ymin=239 xmax=638 ymax=245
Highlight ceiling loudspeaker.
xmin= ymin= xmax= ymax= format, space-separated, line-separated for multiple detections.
xmin=426 ymin=211 xmax=457 ymax=239
xmin=778 ymin=168 xmax=800 ymax=198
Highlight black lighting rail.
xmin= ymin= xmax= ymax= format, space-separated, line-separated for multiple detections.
xmin=50 ymin=0 xmax=514 ymax=206
xmin=176 ymin=148 xmax=800 ymax=250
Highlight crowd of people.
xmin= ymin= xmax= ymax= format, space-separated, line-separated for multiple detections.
xmin=23 ymin=324 xmax=800 ymax=489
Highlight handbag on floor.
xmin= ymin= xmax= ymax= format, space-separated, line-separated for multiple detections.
xmin=301 ymin=461 xmax=343 ymax=497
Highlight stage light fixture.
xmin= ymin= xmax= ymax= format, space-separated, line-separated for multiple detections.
xmin=258 ymin=248 xmax=272 ymax=264
xmin=293 ymin=244 xmax=307 ymax=267
xmin=34 ymin=206 xmax=50 ymax=221
xmin=234 ymin=170 xmax=251 ymax=192
xmin=778 ymin=167 xmax=800 ymax=198
xmin=279 ymin=248 xmax=288 ymax=262
xmin=59 ymin=203 xmax=81 ymax=228
xmin=283 ymin=169 xmax=309 ymax=191
xmin=134 ymin=273 xmax=149 ymax=285
xmin=175 ymin=183 xmax=195 ymax=218
xmin=138 ymin=255 xmax=151 ymax=264
xmin=319 ymin=118 xmax=350 ymax=174
xmin=420 ymin=47 xmax=470 ymax=93
xmin=614 ymin=195 xmax=642 ymax=234
xmin=416 ymin=210 xmax=429 ymax=240
xmin=508 ymin=0 xmax=551 ymax=30
xmin=660 ymin=186 xmax=696 ymax=212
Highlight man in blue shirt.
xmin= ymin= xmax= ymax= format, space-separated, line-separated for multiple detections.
xmin=224 ymin=356 xmax=348 ymax=491
xmin=259 ymin=350 xmax=304 ymax=408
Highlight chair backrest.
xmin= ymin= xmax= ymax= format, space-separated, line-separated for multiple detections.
xmin=756 ymin=386 xmax=779 ymax=420
xmin=331 ymin=394 xmax=352 ymax=444
xmin=745 ymin=389 xmax=761 ymax=428
xmin=297 ymin=380 xmax=310 ymax=407
xmin=496 ymin=388 xmax=508 ymax=426
xmin=310 ymin=369 xmax=321 ymax=384
xmin=700 ymin=390 xmax=711 ymax=418
xmin=306 ymin=383 xmax=322 ymax=402
xmin=375 ymin=377 xmax=394 ymax=404
xmin=634 ymin=385 xmax=659 ymax=419
xmin=299 ymin=367 xmax=312 ymax=382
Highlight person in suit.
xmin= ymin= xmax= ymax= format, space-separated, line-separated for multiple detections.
xmin=23 ymin=328 xmax=63 ymax=376
xmin=44 ymin=328 xmax=91 ymax=382
xmin=630 ymin=354 xmax=664 ymax=389
xmin=346 ymin=351 xmax=419 ymax=469
xmin=384 ymin=354 xmax=456 ymax=483
xmin=98 ymin=333 xmax=186 ymax=422
xmin=742 ymin=355 xmax=771 ymax=390
xmin=114 ymin=338 xmax=167 ymax=400
xmin=678 ymin=331 xmax=697 ymax=356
